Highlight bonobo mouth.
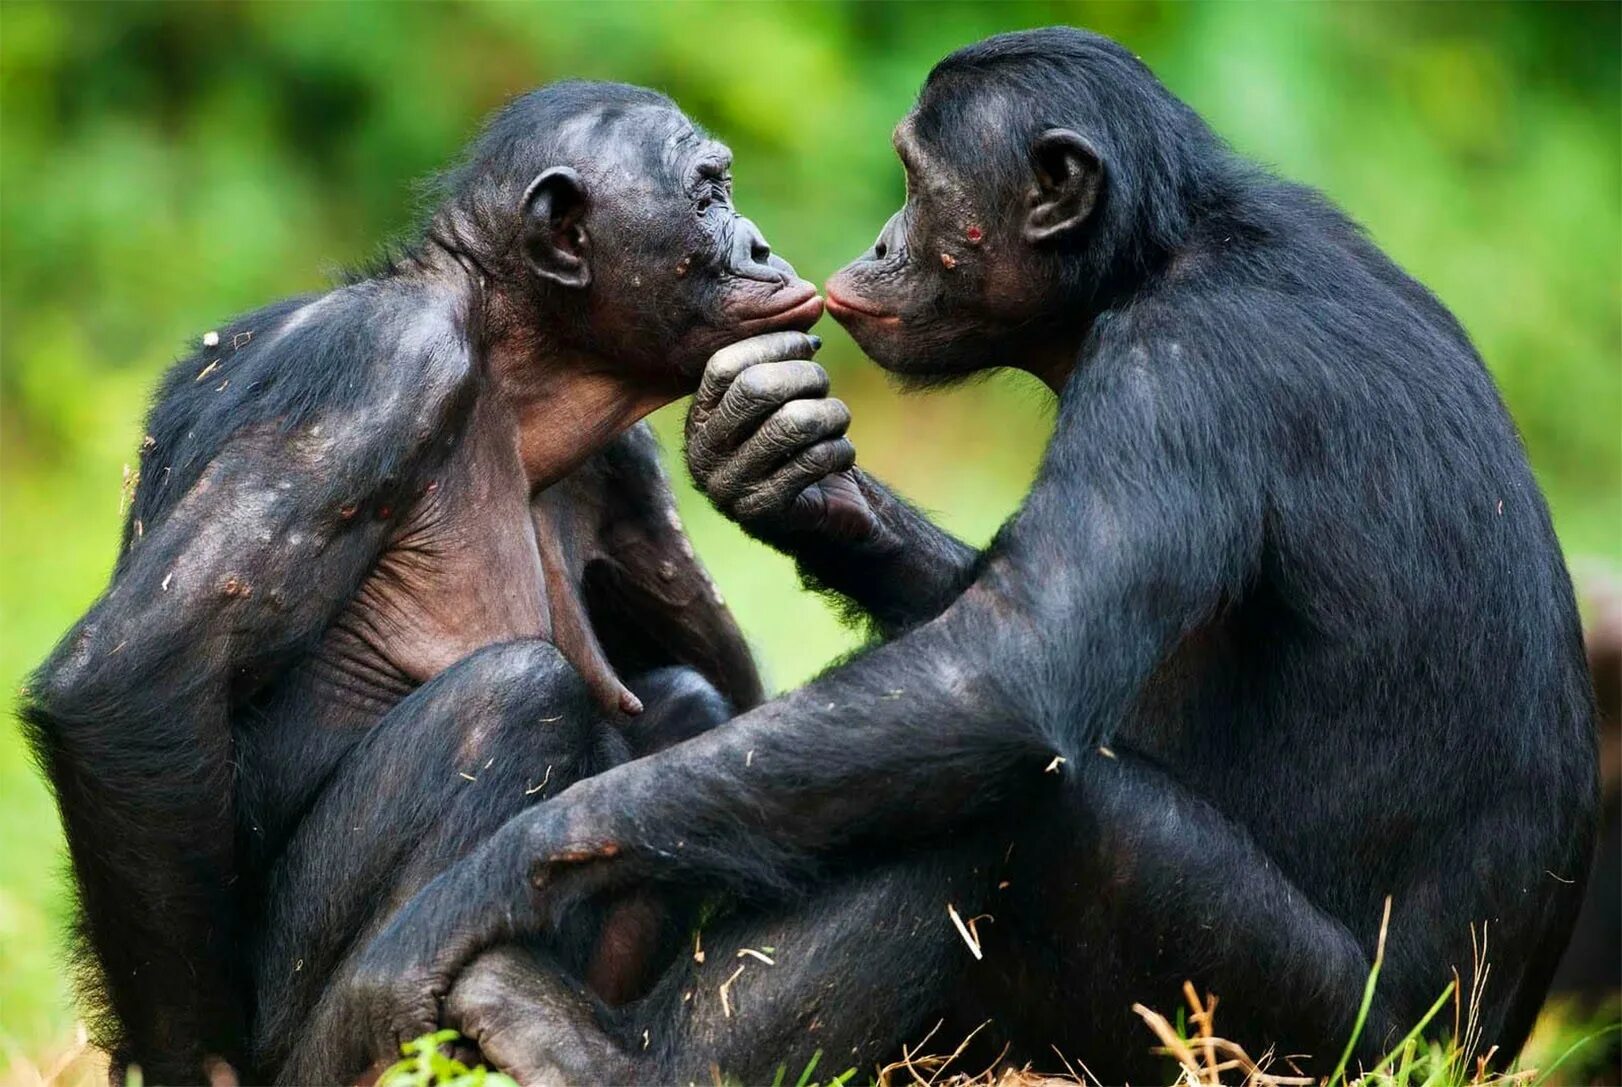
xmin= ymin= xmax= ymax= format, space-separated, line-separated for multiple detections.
xmin=824 ymin=283 xmax=901 ymax=327
xmin=735 ymin=281 xmax=824 ymax=335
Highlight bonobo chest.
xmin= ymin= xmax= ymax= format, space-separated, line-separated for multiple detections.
xmin=316 ymin=393 xmax=552 ymax=704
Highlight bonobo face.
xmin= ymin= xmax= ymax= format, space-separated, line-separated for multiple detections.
xmin=522 ymin=105 xmax=821 ymax=388
xmin=825 ymin=95 xmax=1099 ymax=384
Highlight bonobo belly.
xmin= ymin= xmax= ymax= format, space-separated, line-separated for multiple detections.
xmin=311 ymin=416 xmax=549 ymax=708
xmin=240 ymin=419 xmax=551 ymax=856
xmin=320 ymin=501 xmax=549 ymax=704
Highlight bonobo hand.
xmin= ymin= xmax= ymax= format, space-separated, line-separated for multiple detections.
xmin=685 ymin=332 xmax=881 ymax=547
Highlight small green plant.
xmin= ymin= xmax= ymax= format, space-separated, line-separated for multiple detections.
xmin=376 ymin=1030 xmax=519 ymax=1087
xmin=1131 ymin=900 xmax=1621 ymax=1087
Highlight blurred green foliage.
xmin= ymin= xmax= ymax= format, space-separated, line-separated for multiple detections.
xmin=1 ymin=0 xmax=1617 ymax=1066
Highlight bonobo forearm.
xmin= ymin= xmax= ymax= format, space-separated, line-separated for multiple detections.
xmin=27 ymin=636 xmax=245 ymax=1081
xmin=782 ymin=468 xmax=978 ymax=634
xmin=553 ymin=603 xmax=1055 ymax=893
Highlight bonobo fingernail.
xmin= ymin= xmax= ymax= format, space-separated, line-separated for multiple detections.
xmin=809 ymin=335 xmax=822 ymax=351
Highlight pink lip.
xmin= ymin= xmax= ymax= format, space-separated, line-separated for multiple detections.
xmin=824 ymin=285 xmax=900 ymax=326
xmin=738 ymin=281 xmax=824 ymax=333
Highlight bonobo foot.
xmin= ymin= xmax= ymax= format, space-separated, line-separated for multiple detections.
xmin=343 ymin=797 xmax=626 ymax=1074
xmin=445 ymin=947 xmax=636 ymax=1086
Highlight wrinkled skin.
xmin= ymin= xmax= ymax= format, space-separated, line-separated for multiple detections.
xmin=520 ymin=104 xmax=822 ymax=388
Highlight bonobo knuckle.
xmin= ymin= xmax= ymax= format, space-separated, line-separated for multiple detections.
xmin=736 ymin=488 xmax=787 ymax=521
xmin=737 ymin=360 xmax=825 ymax=404
xmin=716 ymin=331 xmax=816 ymax=370
xmin=778 ymin=398 xmax=827 ymax=434
xmin=812 ymin=438 xmax=855 ymax=473
xmin=735 ymin=365 xmax=784 ymax=402
xmin=686 ymin=436 xmax=722 ymax=476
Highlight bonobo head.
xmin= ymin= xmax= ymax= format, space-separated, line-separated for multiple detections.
xmin=825 ymin=28 xmax=1220 ymax=388
xmin=431 ymin=82 xmax=820 ymax=393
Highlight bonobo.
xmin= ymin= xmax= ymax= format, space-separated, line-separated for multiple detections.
xmin=22 ymin=82 xmax=822 ymax=1084
xmin=339 ymin=30 xmax=1597 ymax=1083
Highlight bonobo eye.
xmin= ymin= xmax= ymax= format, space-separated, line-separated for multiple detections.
xmin=693 ymin=166 xmax=732 ymax=217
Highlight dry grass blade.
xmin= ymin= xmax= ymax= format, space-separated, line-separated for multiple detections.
xmin=717 ymin=963 xmax=745 ymax=1018
xmin=877 ymin=1019 xmax=992 ymax=1087
xmin=1133 ymin=1001 xmax=1206 ymax=1084
xmin=947 ymin=902 xmax=983 ymax=960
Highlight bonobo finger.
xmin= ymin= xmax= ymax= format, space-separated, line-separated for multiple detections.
xmin=579 ymin=658 xmax=642 ymax=717
xmin=695 ymin=331 xmax=821 ymax=413
xmin=706 ymin=398 xmax=852 ymax=504
xmin=733 ymin=439 xmax=857 ymax=521
xmin=709 ymin=360 xmax=831 ymax=450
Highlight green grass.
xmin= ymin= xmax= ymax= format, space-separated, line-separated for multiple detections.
xmin=375 ymin=1031 xmax=517 ymax=1087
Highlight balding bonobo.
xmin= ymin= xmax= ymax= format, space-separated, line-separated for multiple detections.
xmin=337 ymin=31 xmax=1594 ymax=1083
xmin=22 ymin=82 xmax=823 ymax=1084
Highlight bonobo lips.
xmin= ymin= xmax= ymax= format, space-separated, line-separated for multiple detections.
xmin=824 ymin=283 xmax=900 ymax=327
xmin=735 ymin=280 xmax=824 ymax=335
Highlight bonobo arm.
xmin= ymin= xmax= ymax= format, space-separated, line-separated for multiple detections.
xmin=344 ymin=328 xmax=1268 ymax=1063
xmin=557 ymin=423 xmax=765 ymax=710
xmin=21 ymin=289 xmax=472 ymax=1082
xmin=686 ymin=332 xmax=978 ymax=635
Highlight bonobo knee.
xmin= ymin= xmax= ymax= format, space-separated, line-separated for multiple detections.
xmin=431 ymin=640 xmax=595 ymax=715
xmin=413 ymin=640 xmax=607 ymax=764
xmin=624 ymin=665 xmax=735 ymax=754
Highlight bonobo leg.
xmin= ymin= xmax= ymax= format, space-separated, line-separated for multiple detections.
xmin=449 ymin=750 xmax=1400 ymax=1085
xmin=446 ymin=838 xmax=1010 ymax=1086
xmin=251 ymin=642 xmax=729 ymax=1084
xmin=998 ymin=748 xmax=1402 ymax=1082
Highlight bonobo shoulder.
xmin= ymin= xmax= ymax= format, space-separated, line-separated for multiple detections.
xmin=130 ymin=275 xmax=479 ymax=541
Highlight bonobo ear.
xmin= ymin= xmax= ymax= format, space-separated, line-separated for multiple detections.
xmin=1024 ymin=128 xmax=1103 ymax=244
xmin=522 ymin=167 xmax=591 ymax=289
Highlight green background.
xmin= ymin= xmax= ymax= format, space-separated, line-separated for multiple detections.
xmin=2 ymin=0 xmax=1617 ymax=1072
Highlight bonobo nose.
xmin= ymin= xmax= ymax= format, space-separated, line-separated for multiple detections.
xmin=862 ymin=210 xmax=907 ymax=264
xmin=730 ymin=217 xmax=789 ymax=283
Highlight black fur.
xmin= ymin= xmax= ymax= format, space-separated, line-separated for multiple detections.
xmin=337 ymin=29 xmax=1599 ymax=1083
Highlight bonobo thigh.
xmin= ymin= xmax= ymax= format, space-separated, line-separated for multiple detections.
xmin=250 ymin=642 xmax=727 ymax=1081
xmin=446 ymin=834 xmax=1015 ymax=1085
xmin=451 ymin=750 xmax=1406 ymax=1085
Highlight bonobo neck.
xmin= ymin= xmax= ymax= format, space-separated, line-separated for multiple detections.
xmin=1027 ymin=338 xmax=1082 ymax=396
xmin=1016 ymin=312 xmax=1091 ymax=396
xmin=489 ymin=342 xmax=675 ymax=490
xmin=478 ymin=285 xmax=677 ymax=489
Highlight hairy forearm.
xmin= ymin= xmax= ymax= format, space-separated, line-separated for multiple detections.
xmin=25 ymin=677 xmax=245 ymax=1080
xmin=563 ymin=609 xmax=1054 ymax=894
xmin=782 ymin=470 xmax=980 ymax=636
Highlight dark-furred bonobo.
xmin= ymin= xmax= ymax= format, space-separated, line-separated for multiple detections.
xmin=342 ymin=30 xmax=1597 ymax=1083
xmin=22 ymin=82 xmax=824 ymax=1084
